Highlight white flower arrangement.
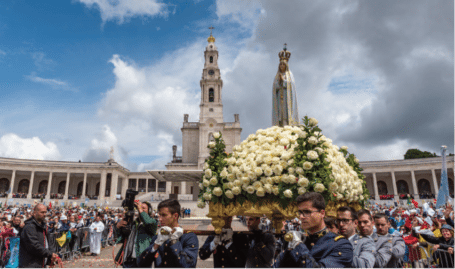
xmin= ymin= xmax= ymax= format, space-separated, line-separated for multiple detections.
xmin=198 ymin=116 xmax=369 ymax=209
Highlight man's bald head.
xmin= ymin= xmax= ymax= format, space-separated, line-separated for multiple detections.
xmin=33 ymin=204 xmax=47 ymax=223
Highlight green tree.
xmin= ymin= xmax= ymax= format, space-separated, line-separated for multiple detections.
xmin=404 ymin=149 xmax=438 ymax=159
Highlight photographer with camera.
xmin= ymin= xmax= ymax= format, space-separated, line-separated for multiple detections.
xmin=115 ymin=191 xmax=157 ymax=268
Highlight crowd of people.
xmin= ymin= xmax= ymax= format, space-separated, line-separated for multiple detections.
xmin=0 ymin=192 xmax=453 ymax=268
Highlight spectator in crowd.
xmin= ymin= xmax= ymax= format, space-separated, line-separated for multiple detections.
xmin=115 ymin=201 xmax=157 ymax=268
xmin=337 ymin=206 xmax=375 ymax=268
xmin=324 ymin=216 xmax=339 ymax=234
xmin=419 ymin=224 xmax=454 ymax=268
xmin=357 ymin=209 xmax=392 ymax=268
xmin=58 ymin=215 xmax=70 ymax=233
xmin=137 ymin=199 xmax=199 ymax=268
xmin=89 ymin=214 xmax=105 ymax=256
xmin=19 ymin=204 xmax=58 ymax=268
xmin=275 ymin=192 xmax=353 ymax=268
xmin=12 ymin=216 xmax=24 ymax=236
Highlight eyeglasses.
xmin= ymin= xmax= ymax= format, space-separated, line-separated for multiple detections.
xmin=335 ymin=218 xmax=354 ymax=224
xmin=296 ymin=210 xmax=320 ymax=217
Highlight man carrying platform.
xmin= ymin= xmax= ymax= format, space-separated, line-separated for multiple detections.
xmin=199 ymin=216 xmax=249 ymax=267
xmin=137 ymin=199 xmax=198 ymax=268
xmin=275 ymin=192 xmax=354 ymax=268
xmin=244 ymin=215 xmax=276 ymax=268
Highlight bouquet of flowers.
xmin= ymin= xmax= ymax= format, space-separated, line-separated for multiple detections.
xmin=198 ymin=116 xmax=369 ymax=231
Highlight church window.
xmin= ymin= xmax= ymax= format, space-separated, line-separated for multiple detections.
xmin=58 ymin=181 xmax=66 ymax=194
xmin=210 ymin=56 xmax=213 ymax=63
xmin=209 ymin=88 xmax=214 ymax=102
xmin=417 ymin=178 xmax=431 ymax=195
xmin=0 ymin=178 xmax=9 ymax=193
xmin=397 ymin=180 xmax=409 ymax=194
xmin=18 ymin=179 xmax=30 ymax=193
xmin=38 ymin=180 xmax=48 ymax=194
xmin=209 ymin=108 xmax=213 ymax=112
xmin=377 ymin=180 xmax=388 ymax=195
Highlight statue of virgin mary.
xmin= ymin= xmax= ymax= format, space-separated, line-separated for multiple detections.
xmin=272 ymin=45 xmax=299 ymax=127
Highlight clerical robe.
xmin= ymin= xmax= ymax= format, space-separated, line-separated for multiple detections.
xmin=89 ymin=221 xmax=105 ymax=254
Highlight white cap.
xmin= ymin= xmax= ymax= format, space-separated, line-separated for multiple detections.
xmin=60 ymin=215 xmax=67 ymax=220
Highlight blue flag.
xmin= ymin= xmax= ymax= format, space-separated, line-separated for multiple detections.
xmin=436 ymin=146 xmax=449 ymax=208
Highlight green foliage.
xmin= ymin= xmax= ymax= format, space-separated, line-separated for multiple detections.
xmin=404 ymin=148 xmax=438 ymax=159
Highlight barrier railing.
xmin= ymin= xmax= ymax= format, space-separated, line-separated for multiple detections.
xmin=432 ymin=248 xmax=454 ymax=268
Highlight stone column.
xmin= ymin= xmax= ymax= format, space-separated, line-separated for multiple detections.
xmin=146 ymin=179 xmax=149 ymax=193
xmin=27 ymin=171 xmax=35 ymax=199
xmin=135 ymin=178 xmax=139 ymax=191
xmin=391 ymin=171 xmax=398 ymax=200
xmin=181 ymin=181 xmax=187 ymax=195
xmin=166 ymin=181 xmax=172 ymax=194
xmin=372 ymin=173 xmax=379 ymax=200
xmin=99 ymin=170 xmax=107 ymax=200
xmin=64 ymin=172 xmax=71 ymax=200
xmin=46 ymin=172 xmax=53 ymax=200
xmin=121 ymin=177 xmax=128 ymax=198
xmin=431 ymin=169 xmax=439 ymax=196
xmin=111 ymin=172 xmax=118 ymax=199
xmin=81 ymin=173 xmax=87 ymax=199
xmin=156 ymin=179 xmax=158 ymax=193
xmin=411 ymin=170 xmax=418 ymax=197
xmin=8 ymin=170 xmax=16 ymax=199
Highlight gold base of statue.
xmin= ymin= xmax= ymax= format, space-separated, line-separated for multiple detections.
xmin=207 ymin=200 xmax=362 ymax=234
xmin=207 ymin=200 xmax=298 ymax=234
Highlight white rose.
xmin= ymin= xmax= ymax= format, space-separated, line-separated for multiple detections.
xmin=272 ymin=165 xmax=283 ymax=175
xmin=225 ymin=190 xmax=234 ymax=199
xmin=273 ymin=176 xmax=281 ymax=184
xmin=241 ymin=177 xmax=250 ymax=185
xmin=232 ymin=186 xmax=241 ymax=195
xmin=265 ymin=177 xmax=273 ymax=185
xmin=308 ymin=136 xmax=318 ymax=145
xmin=203 ymin=180 xmax=210 ymax=187
xmin=198 ymin=183 xmax=203 ymax=189
xmin=303 ymin=161 xmax=313 ymax=170
xmin=314 ymin=183 xmax=325 ymax=193
xmin=307 ymin=150 xmax=319 ymax=160
xmin=204 ymin=169 xmax=212 ymax=178
xmin=296 ymin=167 xmax=304 ymax=175
xmin=220 ymin=168 xmax=228 ymax=179
xmin=298 ymin=130 xmax=307 ymax=138
xmin=246 ymin=186 xmax=255 ymax=194
xmin=253 ymin=181 xmax=263 ymax=190
xmin=256 ymin=187 xmax=266 ymax=197
xmin=308 ymin=117 xmax=318 ymax=126
xmin=264 ymin=183 xmax=272 ymax=193
xmin=233 ymin=180 xmax=242 ymax=187
xmin=354 ymin=158 xmax=359 ymax=164
xmin=298 ymin=187 xmax=306 ymax=195
xmin=210 ymin=177 xmax=218 ymax=186
xmin=315 ymin=147 xmax=324 ymax=155
xmin=272 ymin=186 xmax=280 ymax=195
xmin=203 ymin=162 xmax=209 ymax=170
xmin=359 ymin=195 xmax=364 ymax=200
xmin=288 ymin=167 xmax=295 ymax=174
xmin=336 ymin=193 xmax=343 ymax=200
xmin=328 ymin=182 xmax=338 ymax=192
xmin=283 ymin=189 xmax=293 ymax=198
xmin=197 ymin=200 xmax=206 ymax=208
xmin=253 ymin=167 xmax=263 ymax=177
xmin=297 ymin=177 xmax=309 ymax=187
xmin=203 ymin=192 xmax=212 ymax=200
xmin=208 ymin=141 xmax=216 ymax=149
xmin=281 ymin=174 xmax=290 ymax=184
xmin=213 ymin=187 xmax=223 ymax=196
xmin=289 ymin=175 xmax=297 ymax=184
xmin=227 ymin=173 xmax=235 ymax=182
xmin=264 ymin=167 xmax=273 ymax=177
xmin=226 ymin=182 xmax=234 ymax=189
xmin=213 ymin=132 xmax=221 ymax=139
xmin=341 ymin=146 xmax=348 ymax=151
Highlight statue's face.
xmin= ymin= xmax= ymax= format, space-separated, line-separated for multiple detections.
xmin=279 ymin=62 xmax=286 ymax=72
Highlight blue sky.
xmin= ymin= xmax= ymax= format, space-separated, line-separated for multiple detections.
xmin=0 ymin=0 xmax=453 ymax=171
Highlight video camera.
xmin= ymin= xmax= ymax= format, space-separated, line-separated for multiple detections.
xmin=120 ymin=189 xmax=139 ymax=235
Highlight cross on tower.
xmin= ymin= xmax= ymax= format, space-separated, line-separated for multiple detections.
xmin=283 ymin=43 xmax=287 ymax=51
xmin=209 ymin=26 xmax=214 ymax=35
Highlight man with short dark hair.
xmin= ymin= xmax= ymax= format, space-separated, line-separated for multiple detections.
xmin=373 ymin=213 xmax=405 ymax=268
xmin=138 ymin=199 xmax=198 ymax=267
xmin=337 ymin=206 xmax=375 ymax=268
xmin=19 ymin=204 xmax=58 ymax=268
xmin=12 ymin=216 xmax=24 ymax=236
xmin=245 ymin=215 xmax=276 ymax=268
xmin=275 ymin=192 xmax=353 ymax=268
xmin=357 ymin=210 xmax=392 ymax=268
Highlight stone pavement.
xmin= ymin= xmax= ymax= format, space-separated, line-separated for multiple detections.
xmin=63 ymin=219 xmax=248 ymax=268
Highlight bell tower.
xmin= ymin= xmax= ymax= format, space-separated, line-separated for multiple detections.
xmin=199 ymin=27 xmax=223 ymax=124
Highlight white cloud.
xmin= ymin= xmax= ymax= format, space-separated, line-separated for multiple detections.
xmin=25 ymin=73 xmax=77 ymax=92
xmin=0 ymin=133 xmax=61 ymax=160
xmin=31 ymin=52 xmax=55 ymax=70
xmin=0 ymin=49 xmax=6 ymax=56
xmin=83 ymin=125 xmax=125 ymax=164
xmin=77 ymin=0 xmax=169 ymax=24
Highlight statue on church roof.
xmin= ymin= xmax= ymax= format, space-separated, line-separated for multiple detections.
xmin=272 ymin=44 xmax=299 ymax=126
